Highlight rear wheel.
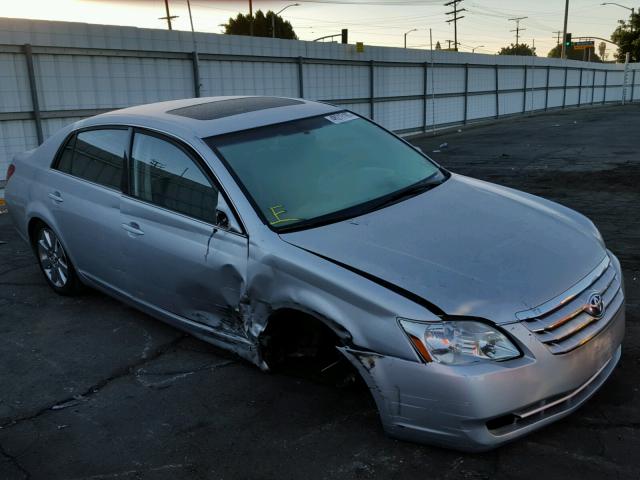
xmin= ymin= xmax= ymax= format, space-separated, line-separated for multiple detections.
xmin=35 ymin=226 xmax=81 ymax=295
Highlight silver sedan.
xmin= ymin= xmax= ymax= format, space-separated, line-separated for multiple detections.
xmin=4 ymin=96 xmax=625 ymax=451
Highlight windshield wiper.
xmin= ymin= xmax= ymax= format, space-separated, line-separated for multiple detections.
xmin=276 ymin=208 xmax=359 ymax=233
xmin=277 ymin=173 xmax=445 ymax=233
xmin=366 ymin=175 xmax=443 ymax=212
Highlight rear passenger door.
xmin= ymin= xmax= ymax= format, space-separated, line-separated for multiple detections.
xmin=121 ymin=130 xmax=249 ymax=337
xmin=49 ymin=127 xmax=129 ymax=291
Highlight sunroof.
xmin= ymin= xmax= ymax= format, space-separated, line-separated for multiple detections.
xmin=167 ymin=97 xmax=304 ymax=120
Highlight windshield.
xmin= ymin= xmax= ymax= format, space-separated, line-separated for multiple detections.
xmin=206 ymin=111 xmax=445 ymax=231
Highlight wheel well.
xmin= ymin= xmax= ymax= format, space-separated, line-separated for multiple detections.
xmin=259 ymin=309 xmax=360 ymax=386
xmin=27 ymin=217 xmax=47 ymax=250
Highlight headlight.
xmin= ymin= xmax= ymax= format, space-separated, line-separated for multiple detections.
xmin=398 ymin=319 xmax=520 ymax=365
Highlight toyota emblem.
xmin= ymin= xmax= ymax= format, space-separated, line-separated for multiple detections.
xmin=585 ymin=292 xmax=604 ymax=318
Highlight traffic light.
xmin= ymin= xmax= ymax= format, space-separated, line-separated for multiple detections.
xmin=341 ymin=29 xmax=348 ymax=44
xmin=564 ymin=33 xmax=572 ymax=47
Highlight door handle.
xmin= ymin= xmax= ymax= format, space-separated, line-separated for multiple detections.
xmin=48 ymin=191 xmax=63 ymax=203
xmin=121 ymin=222 xmax=144 ymax=236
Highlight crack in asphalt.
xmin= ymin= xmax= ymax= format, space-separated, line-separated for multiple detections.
xmin=134 ymin=359 xmax=237 ymax=389
xmin=0 ymin=263 xmax=37 ymax=278
xmin=0 ymin=334 xmax=189 ymax=431
xmin=0 ymin=440 xmax=30 ymax=480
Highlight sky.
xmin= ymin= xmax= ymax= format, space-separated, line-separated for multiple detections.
xmin=1 ymin=0 xmax=633 ymax=58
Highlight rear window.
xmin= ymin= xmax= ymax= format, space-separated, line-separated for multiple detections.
xmin=55 ymin=128 xmax=129 ymax=191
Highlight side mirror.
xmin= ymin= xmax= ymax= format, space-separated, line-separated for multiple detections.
xmin=215 ymin=193 xmax=242 ymax=233
xmin=215 ymin=210 xmax=229 ymax=230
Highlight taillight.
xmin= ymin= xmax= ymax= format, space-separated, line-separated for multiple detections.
xmin=6 ymin=164 xmax=15 ymax=181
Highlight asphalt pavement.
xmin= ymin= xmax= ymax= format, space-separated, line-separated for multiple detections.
xmin=1 ymin=103 xmax=639 ymax=479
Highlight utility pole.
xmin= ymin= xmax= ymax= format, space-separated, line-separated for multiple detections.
xmin=561 ymin=0 xmax=570 ymax=59
xmin=553 ymin=30 xmax=562 ymax=45
xmin=186 ymin=0 xmax=200 ymax=97
xmin=159 ymin=0 xmax=178 ymax=30
xmin=249 ymin=0 xmax=254 ymax=36
xmin=509 ymin=17 xmax=527 ymax=45
xmin=444 ymin=0 xmax=465 ymax=52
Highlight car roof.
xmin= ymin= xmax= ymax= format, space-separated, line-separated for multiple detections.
xmin=85 ymin=96 xmax=342 ymax=138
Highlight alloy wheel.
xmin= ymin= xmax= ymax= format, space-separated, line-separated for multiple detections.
xmin=37 ymin=228 xmax=69 ymax=288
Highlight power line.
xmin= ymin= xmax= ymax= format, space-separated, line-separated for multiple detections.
xmin=508 ymin=16 xmax=527 ymax=45
xmin=297 ymin=0 xmax=443 ymax=4
xmin=444 ymin=0 xmax=465 ymax=51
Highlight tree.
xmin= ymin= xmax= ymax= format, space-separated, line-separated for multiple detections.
xmin=223 ymin=10 xmax=297 ymax=39
xmin=598 ymin=41 xmax=607 ymax=60
xmin=610 ymin=13 xmax=640 ymax=62
xmin=547 ymin=44 xmax=602 ymax=62
xmin=435 ymin=41 xmax=442 ymax=50
xmin=498 ymin=43 xmax=536 ymax=56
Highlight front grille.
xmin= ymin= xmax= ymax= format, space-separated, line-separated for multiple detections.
xmin=517 ymin=255 xmax=623 ymax=354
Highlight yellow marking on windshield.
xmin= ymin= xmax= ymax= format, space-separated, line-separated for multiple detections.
xmin=269 ymin=204 xmax=300 ymax=225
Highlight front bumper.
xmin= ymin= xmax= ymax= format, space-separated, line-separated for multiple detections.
xmin=341 ymin=303 xmax=625 ymax=452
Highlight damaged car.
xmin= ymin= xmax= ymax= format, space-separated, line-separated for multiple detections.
xmin=4 ymin=96 xmax=625 ymax=451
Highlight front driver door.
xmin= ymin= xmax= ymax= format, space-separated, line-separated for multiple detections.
xmin=121 ymin=129 xmax=249 ymax=338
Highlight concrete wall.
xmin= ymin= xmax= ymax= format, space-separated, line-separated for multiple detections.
xmin=1 ymin=17 xmax=639 ymax=181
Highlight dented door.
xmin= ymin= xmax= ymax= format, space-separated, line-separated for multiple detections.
xmin=121 ymin=129 xmax=248 ymax=337
xmin=121 ymin=195 xmax=248 ymax=335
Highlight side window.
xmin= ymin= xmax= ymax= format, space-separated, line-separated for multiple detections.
xmin=130 ymin=132 xmax=218 ymax=224
xmin=56 ymin=129 xmax=128 ymax=191
xmin=56 ymin=134 xmax=76 ymax=173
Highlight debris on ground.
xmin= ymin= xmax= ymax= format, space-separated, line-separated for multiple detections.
xmin=51 ymin=395 xmax=86 ymax=411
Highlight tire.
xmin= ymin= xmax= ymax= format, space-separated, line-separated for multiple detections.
xmin=34 ymin=225 xmax=82 ymax=295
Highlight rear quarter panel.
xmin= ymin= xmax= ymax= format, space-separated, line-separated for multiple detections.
xmin=5 ymin=125 xmax=76 ymax=243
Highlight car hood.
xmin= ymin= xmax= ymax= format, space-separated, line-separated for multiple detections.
xmin=281 ymin=174 xmax=606 ymax=324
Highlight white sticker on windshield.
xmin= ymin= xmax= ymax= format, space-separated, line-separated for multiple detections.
xmin=324 ymin=112 xmax=358 ymax=124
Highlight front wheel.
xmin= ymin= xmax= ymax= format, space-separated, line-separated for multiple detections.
xmin=35 ymin=225 xmax=81 ymax=295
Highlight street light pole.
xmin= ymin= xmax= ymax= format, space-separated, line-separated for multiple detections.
xmin=404 ymin=28 xmax=418 ymax=48
xmin=272 ymin=3 xmax=300 ymax=39
xmin=601 ymin=3 xmax=635 ymax=31
xmin=471 ymin=45 xmax=485 ymax=53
